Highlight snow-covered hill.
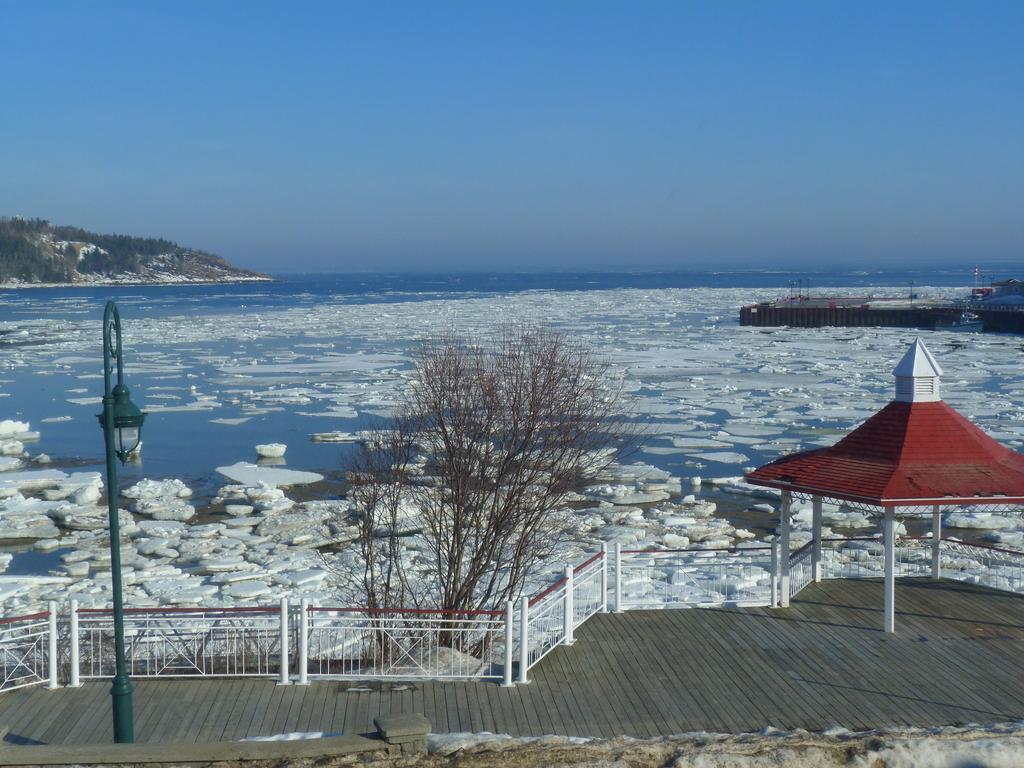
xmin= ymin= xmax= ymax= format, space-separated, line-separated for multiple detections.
xmin=0 ymin=216 xmax=270 ymax=285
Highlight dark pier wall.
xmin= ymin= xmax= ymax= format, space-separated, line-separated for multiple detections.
xmin=974 ymin=310 xmax=1024 ymax=333
xmin=739 ymin=304 xmax=962 ymax=329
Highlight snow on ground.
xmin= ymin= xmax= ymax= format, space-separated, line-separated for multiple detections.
xmin=240 ymin=731 xmax=334 ymax=742
xmin=235 ymin=722 xmax=1024 ymax=764
xmin=423 ymin=723 xmax=1024 ymax=766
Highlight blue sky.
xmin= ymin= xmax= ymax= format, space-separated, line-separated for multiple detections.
xmin=0 ymin=1 xmax=1021 ymax=272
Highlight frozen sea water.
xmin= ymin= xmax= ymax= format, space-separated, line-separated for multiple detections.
xmin=1 ymin=270 xmax=1022 ymax=600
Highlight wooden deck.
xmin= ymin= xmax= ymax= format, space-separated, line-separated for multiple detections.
xmin=2 ymin=578 xmax=1023 ymax=743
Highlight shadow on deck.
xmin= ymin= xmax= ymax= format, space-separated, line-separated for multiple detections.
xmin=2 ymin=578 xmax=1022 ymax=743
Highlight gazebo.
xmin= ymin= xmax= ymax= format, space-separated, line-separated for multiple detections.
xmin=745 ymin=338 xmax=1024 ymax=632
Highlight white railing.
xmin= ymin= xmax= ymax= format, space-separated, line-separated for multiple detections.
xmin=788 ymin=542 xmax=814 ymax=599
xmin=514 ymin=549 xmax=609 ymax=682
xmin=895 ymin=538 xmax=934 ymax=577
xmin=821 ymin=537 xmax=886 ymax=580
xmin=572 ymin=552 xmax=607 ymax=626
xmin=4 ymin=537 xmax=1023 ymax=694
xmin=75 ymin=604 xmax=283 ymax=680
xmin=523 ymin=577 xmax=568 ymax=670
xmin=939 ymin=540 xmax=1024 ymax=594
xmin=821 ymin=537 xmax=935 ymax=581
xmin=614 ymin=545 xmax=775 ymax=610
xmin=0 ymin=604 xmax=58 ymax=692
xmin=303 ymin=605 xmax=508 ymax=682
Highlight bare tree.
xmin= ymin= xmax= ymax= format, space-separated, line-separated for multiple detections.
xmin=345 ymin=416 xmax=420 ymax=613
xmin=344 ymin=327 xmax=633 ymax=613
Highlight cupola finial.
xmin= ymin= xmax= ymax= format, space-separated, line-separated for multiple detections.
xmin=893 ymin=338 xmax=943 ymax=403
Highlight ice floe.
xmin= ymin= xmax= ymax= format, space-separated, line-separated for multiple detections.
xmin=255 ymin=443 xmax=287 ymax=458
xmin=216 ymin=462 xmax=324 ymax=486
xmin=0 ymin=420 xmax=31 ymax=438
xmin=123 ymin=478 xmax=196 ymax=521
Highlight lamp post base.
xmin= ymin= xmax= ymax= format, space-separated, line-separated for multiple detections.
xmin=111 ymin=675 xmax=135 ymax=743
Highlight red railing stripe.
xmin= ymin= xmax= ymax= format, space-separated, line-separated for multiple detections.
xmin=572 ymin=551 xmax=604 ymax=574
xmin=941 ymin=539 xmax=1024 ymax=557
xmin=529 ymin=577 xmax=567 ymax=607
xmin=0 ymin=612 xmax=48 ymax=625
xmin=822 ymin=535 xmax=1024 ymax=558
xmin=621 ymin=546 xmax=772 ymax=555
xmin=78 ymin=606 xmax=279 ymax=615
xmin=307 ymin=607 xmax=504 ymax=616
xmin=821 ymin=537 xmax=878 ymax=543
xmin=790 ymin=541 xmax=814 ymax=558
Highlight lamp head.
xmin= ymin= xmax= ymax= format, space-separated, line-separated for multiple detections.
xmin=98 ymin=383 xmax=146 ymax=463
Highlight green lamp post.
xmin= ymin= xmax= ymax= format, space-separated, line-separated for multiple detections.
xmin=96 ymin=300 xmax=146 ymax=743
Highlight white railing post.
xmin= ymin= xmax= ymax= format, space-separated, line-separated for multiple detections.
xmin=770 ymin=536 xmax=779 ymax=608
xmin=278 ymin=597 xmax=290 ymax=685
xmin=812 ymin=495 xmax=823 ymax=582
xmin=614 ymin=542 xmax=623 ymax=613
xmin=563 ymin=564 xmax=574 ymax=646
xmin=298 ymin=598 xmax=309 ymax=685
xmin=518 ymin=598 xmax=529 ymax=684
xmin=600 ymin=544 xmax=609 ymax=613
xmin=502 ymin=600 xmax=514 ymax=687
xmin=47 ymin=601 xmax=59 ymax=689
xmin=68 ymin=599 xmax=81 ymax=688
xmin=932 ymin=505 xmax=942 ymax=579
xmin=779 ymin=491 xmax=792 ymax=607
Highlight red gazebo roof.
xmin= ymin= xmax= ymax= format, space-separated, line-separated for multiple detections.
xmin=745 ymin=340 xmax=1024 ymax=507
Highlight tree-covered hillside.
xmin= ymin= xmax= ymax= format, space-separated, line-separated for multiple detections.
xmin=0 ymin=217 xmax=268 ymax=284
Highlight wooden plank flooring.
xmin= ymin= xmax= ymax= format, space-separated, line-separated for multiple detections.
xmin=2 ymin=578 xmax=1023 ymax=743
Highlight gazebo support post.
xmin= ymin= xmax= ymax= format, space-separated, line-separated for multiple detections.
xmin=811 ymin=495 xmax=823 ymax=582
xmin=769 ymin=535 xmax=779 ymax=607
xmin=779 ymin=490 xmax=791 ymax=607
xmin=883 ymin=507 xmax=895 ymax=633
xmin=931 ymin=505 xmax=942 ymax=579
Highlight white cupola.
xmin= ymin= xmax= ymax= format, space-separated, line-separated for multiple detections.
xmin=893 ymin=337 xmax=943 ymax=403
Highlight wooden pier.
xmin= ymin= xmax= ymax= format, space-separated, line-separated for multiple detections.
xmin=739 ymin=297 xmax=962 ymax=328
xmin=1 ymin=578 xmax=1022 ymax=744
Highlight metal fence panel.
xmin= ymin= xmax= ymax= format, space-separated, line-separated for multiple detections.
xmin=305 ymin=609 xmax=506 ymax=680
xmin=0 ymin=613 xmax=52 ymax=692
xmin=615 ymin=548 xmax=774 ymax=610
xmin=76 ymin=608 xmax=282 ymax=679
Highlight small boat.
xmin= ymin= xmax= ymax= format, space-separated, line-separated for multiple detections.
xmin=937 ymin=311 xmax=983 ymax=333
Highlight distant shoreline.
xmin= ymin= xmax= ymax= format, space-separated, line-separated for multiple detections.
xmin=0 ymin=275 xmax=276 ymax=290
